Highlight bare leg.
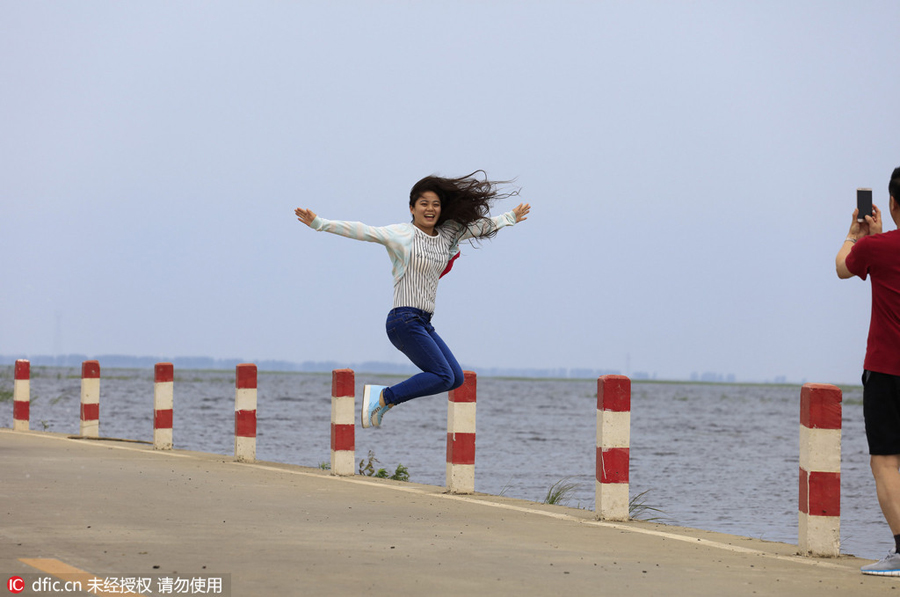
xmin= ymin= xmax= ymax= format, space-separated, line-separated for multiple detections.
xmin=871 ymin=454 xmax=900 ymax=535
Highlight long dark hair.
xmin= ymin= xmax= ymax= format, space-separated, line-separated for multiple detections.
xmin=409 ymin=170 xmax=519 ymax=240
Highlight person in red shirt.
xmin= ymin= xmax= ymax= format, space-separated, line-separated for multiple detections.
xmin=837 ymin=166 xmax=900 ymax=575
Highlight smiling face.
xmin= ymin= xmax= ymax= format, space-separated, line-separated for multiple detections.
xmin=410 ymin=191 xmax=441 ymax=235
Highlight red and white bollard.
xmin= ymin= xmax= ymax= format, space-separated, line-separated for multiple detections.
xmin=330 ymin=369 xmax=355 ymax=476
xmin=154 ymin=363 xmax=174 ymax=450
xmin=596 ymin=375 xmax=631 ymax=521
xmin=80 ymin=360 xmax=101 ymax=438
xmin=799 ymin=383 xmax=842 ymax=557
xmin=13 ymin=359 xmax=30 ymax=431
xmin=447 ymin=370 xmax=476 ymax=494
xmin=234 ymin=363 xmax=257 ymax=463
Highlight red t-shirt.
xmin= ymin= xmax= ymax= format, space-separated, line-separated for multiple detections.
xmin=846 ymin=229 xmax=900 ymax=376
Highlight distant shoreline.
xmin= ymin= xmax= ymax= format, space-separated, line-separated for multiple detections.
xmin=0 ymin=355 xmax=852 ymax=388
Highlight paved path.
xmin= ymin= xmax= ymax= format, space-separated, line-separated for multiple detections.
xmin=0 ymin=429 xmax=894 ymax=596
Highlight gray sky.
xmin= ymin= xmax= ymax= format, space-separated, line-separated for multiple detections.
xmin=2 ymin=1 xmax=898 ymax=385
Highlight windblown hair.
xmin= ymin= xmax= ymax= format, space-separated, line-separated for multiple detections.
xmin=409 ymin=170 xmax=519 ymax=240
xmin=890 ymin=167 xmax=900 ymax=200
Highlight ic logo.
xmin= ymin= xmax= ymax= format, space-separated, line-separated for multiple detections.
xmin=7 ymin=576 xmax=25 ymax=594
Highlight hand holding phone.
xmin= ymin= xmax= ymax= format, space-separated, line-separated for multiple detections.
xmin=858 ymin=188 xmax=873 ymax=222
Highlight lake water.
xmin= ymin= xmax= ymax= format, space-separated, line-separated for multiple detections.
xmin=0 ymin=366 xmax=882 ymax=561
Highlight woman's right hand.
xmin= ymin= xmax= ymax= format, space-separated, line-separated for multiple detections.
xmin=295 ymin=208 xmax=317 ymax=227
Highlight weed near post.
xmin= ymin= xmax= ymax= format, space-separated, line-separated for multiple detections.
xmin=543 ymin=478 xmax=579 ymax=506
xmin=628 ymin=489 xmax=666 ymax=522
xmin=542 ymin=478 xmax=667 ymax=521
xmin=358 ymin=450 xmax=410 ymax=482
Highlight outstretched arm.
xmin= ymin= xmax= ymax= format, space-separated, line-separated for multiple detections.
xmin=293 ymin=207 xmax=410 ymax=249
xmin=453 ymin=203 xmax=533 ymax=241
xmin=836 ymin=204 xmax=881 ymax=279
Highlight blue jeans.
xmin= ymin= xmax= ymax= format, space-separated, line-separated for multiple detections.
xmin=382 ymin=307 xmax=464 ymax=406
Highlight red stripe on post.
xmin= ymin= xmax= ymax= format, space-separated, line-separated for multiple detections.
xmin=447 ymin=432 xmax=476 ymax=465
xmin=81 ymin=403 xmax=99 ymax=421
xmin=332 ymin=369 xmax=354 ymax=397
xmin=331 ymin=423 xmax=355 ymax=452
xmin=82 ymin=360 xmax=100 ymax=379
xmin=14 ymin=401 xmax=29 ymax=421
xmin=598 ymin=375 xmax=631 ymax=412
xmin=449 ymin=371 xmax=477 ymax=403
xmin=597 ymin=447 xmax=630 ymax=484
xmin=154 ymin=409 xmax=173 ymax=429
xmin=800 ymin=384 xmax=842 ymax=429
xmin=236 ymin=364 xmax=257 ymax=389
xmin=155 ymin=363 xmax=174 ymax=383
xmin=14 ymin=360 xmax=30 ymax=380
xmin=808 ymin=471 xmax=841 ymax=517
xmin=235 ymin=410 xmax=257 ymax=437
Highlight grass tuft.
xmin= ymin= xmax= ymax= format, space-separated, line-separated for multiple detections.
xmin=358 ymin=450 xmax=409 ymax=482
xmin=629 ymin=489 xmax=667 ymax=522
xmin=543 ymin=477 xmax=579 ymax=506
xmin=541 ymin=480 xmax=668 ymax=522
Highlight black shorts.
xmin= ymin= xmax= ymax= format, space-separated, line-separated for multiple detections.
xmin=863 ymin=370 xmax=900 ymax=455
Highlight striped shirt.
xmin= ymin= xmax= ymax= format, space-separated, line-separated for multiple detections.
xmin=309 ymin=211 xmax=518 ymax=313
xmin=393 ymin=226 xmax=454 ymax=312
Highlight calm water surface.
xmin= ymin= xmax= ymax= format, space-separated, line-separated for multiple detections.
xmin=0 ymin=366 xmax=879 ymax=560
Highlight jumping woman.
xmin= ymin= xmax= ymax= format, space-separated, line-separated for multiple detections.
xmin=294 ymin=171 xmax=531 ymax=428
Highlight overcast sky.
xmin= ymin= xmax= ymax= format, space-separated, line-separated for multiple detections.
xmin=2 ymin=1 xmax=899 ymax=385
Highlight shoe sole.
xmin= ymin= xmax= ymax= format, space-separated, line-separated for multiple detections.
xmin=361 ymin=385 xmax=374 ymax=428
xmin=862 ymin=569 xmax=900 ymax=576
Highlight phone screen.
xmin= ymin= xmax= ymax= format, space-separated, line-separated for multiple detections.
xmin=858 ymin=188 xmax=873 ymax=222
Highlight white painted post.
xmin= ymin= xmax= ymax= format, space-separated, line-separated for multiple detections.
xmin=799 ymin=383 xmax=841 ymax=557
xmin=234 ymin=363 xmax=257 ymax=463
xmin=447 ymin=371 xmax=476 ymax=494
xmin=330 ymin=369 xmax=355 ymax=476
xmin=13 ymin=360 xmax=30 ymax=431
xmin=80 ymin=360 xmax=100 ymax=438
xmin=153 ymin=363 xmax=174 ymax=450
xmin=596 ymin=375 xmax=630 ymax=521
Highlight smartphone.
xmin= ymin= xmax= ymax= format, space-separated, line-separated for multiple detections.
xmin=858 ymin=188 xmax=873 ymax=222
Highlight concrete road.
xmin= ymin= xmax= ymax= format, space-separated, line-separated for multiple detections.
xmin=0 ymin=429 xmax=893 ymax=596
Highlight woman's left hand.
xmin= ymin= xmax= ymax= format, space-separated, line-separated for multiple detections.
xmin=513 ymin=203 xmax=531 ymax=223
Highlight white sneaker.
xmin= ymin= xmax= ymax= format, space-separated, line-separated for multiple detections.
xmin=861 ymin=549 xmax=900 ymax=576
xmin=361 ymin=385 xmax=388 ymax=429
